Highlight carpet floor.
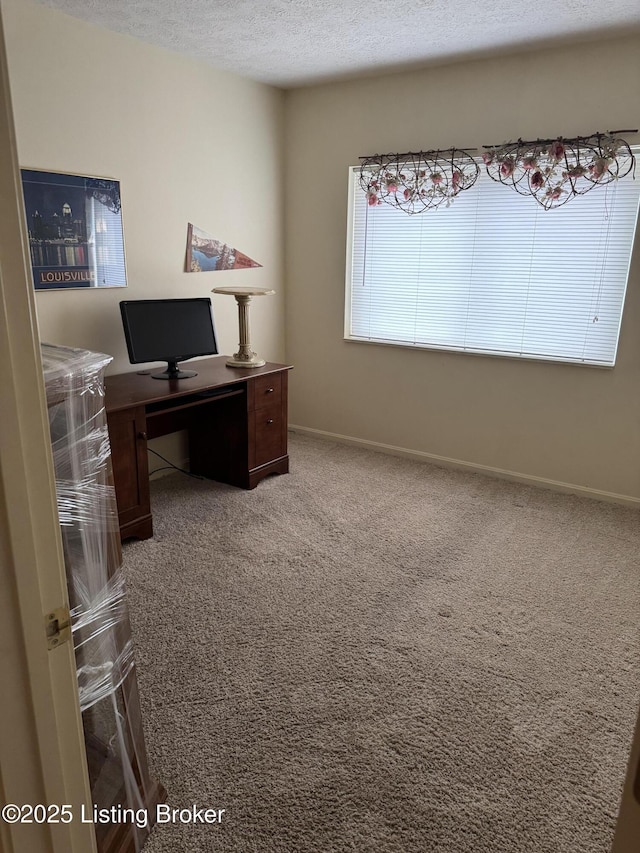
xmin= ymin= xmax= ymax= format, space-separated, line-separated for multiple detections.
xmin=122 ymin=432 xmax=640 ymax=853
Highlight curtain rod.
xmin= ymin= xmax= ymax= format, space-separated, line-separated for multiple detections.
xmin=360 ymin=132 xmax=638 ymax=161
xmin=359 ymin=148 xmax=477 ymax=160
xmin=481 ymin=129 xmax=638 ymax=148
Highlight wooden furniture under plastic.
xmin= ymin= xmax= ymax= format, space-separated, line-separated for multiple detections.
xmin=43 ymin=344 xmax=165 ymax=853
xmin=105 ymin=356 xmax=292 ymax=541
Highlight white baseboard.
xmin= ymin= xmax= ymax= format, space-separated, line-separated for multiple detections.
xmin=288 ymin=424 xmax=640 ymax=507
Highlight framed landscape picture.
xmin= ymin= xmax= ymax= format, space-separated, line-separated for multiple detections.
xmin=21 ymin=169 xmax=127 ymax=290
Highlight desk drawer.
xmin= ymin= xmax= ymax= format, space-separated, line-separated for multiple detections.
xmin=254 ymin=400 xmax=285 ymax=467
xmin=253 ymin=373 xmax=281 ymax=409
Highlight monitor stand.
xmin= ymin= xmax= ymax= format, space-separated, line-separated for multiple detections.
xmin=151 ymin=360 xmax=197 ymax=380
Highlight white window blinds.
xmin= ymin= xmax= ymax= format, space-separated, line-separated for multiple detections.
xmin=346 ymin=156 xmax=640 ymax=365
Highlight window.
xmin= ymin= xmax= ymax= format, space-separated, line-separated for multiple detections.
xmin=345 ymin=155 xmax=640 ymax=366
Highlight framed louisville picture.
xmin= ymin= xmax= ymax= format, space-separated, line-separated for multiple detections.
xmin=20 ymin=169 xmax=128 ymax=290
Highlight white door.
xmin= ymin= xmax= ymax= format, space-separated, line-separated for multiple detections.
xmin=0 ymin=4 xmax=96 ymax=851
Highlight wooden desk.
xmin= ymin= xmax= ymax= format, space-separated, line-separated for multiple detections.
xmin=105 ymin=356 xmax=292 ymax=541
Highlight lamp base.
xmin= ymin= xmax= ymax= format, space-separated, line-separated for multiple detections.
xmin=226 ymin=353 xmax=266 ymax=369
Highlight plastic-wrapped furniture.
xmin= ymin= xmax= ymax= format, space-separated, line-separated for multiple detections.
xmin=42 ymin=343 xmax=164 ymax=853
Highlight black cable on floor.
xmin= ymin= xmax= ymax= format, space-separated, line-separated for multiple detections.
xmin=147 ymin=447 xmax=205 ymax=481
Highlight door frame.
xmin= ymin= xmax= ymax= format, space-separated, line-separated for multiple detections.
xmin=0 ymin=2 xmax=96 ymax=851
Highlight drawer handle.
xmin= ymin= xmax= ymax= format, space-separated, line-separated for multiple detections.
xmin=138 ymin=431 xmax=148 ymax=441
xmin=266 ymin=419 xmax=274 ymax=425
xmin=265 ymin=387 xmax=275 ymax=394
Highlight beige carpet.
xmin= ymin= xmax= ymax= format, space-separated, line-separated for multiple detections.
xmin=122 ymin=432 xmax=640 ymax=853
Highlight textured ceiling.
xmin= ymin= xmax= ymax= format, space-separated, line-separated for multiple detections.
xmin=36 ymin=0 xmax=640 ymax=87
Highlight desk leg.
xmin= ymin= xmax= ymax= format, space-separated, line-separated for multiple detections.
xmin=108 ymin=406 xmax=153 ymax=540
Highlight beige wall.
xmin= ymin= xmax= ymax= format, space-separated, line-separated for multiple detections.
xmin=3 ymin=0 xmax=285 ymax=375
xmin=284 ymin=38 xmax=640 ymax=501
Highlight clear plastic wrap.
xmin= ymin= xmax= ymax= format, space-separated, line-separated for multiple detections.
xmin=42 ymin=343 xmax=155 ymax=853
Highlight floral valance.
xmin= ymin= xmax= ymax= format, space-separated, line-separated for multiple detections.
xmin=359 ymin=148 xmax=479 ymax=214
xmin=359 ymin=130 xmax=637 ymax=214
xmin=482 ymin=131 xmax=636 ymax=210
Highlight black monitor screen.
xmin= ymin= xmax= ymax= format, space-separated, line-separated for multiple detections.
xmin=120 ymin=298 xmax=218 ymax=380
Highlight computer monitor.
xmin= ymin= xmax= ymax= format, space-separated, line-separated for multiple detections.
xmin=120 ymin=298 xmax=218 ymax=380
